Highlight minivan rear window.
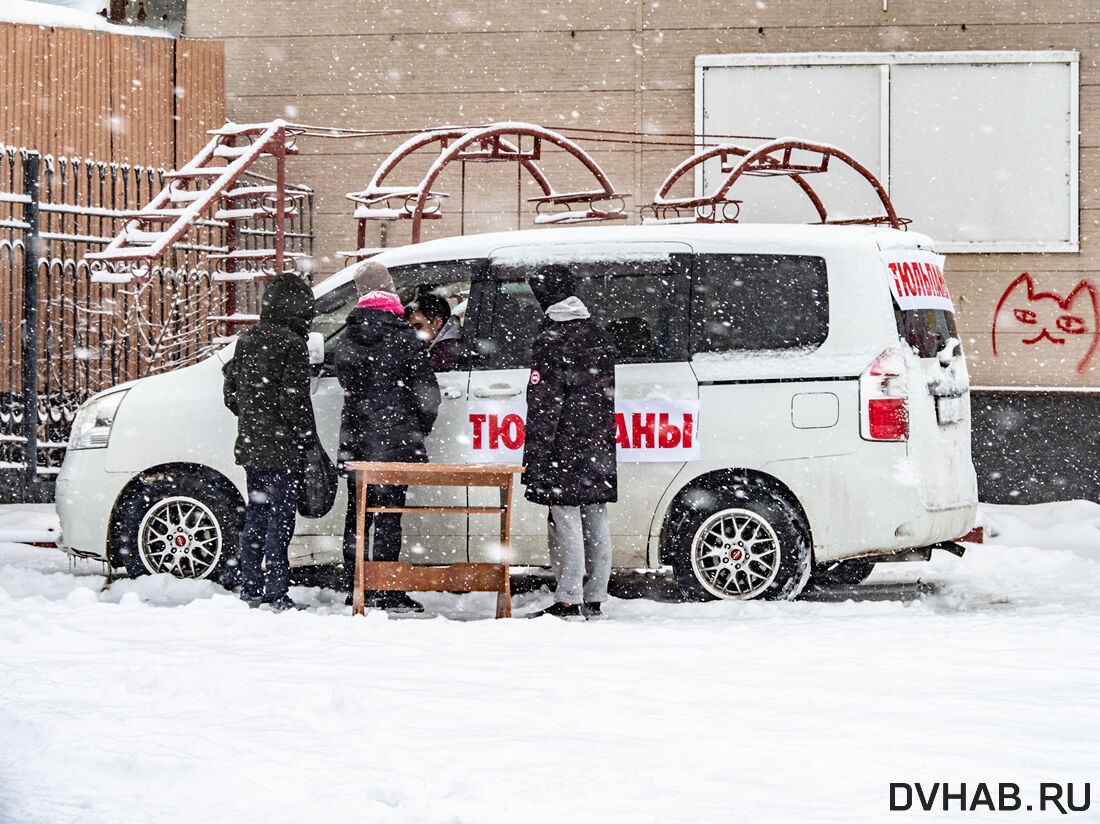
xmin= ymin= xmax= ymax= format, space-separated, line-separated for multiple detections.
xmin=894 ymin=305 xmax=959 ymax=359
xmin=690 ymin=254 xmax=828 ymax=353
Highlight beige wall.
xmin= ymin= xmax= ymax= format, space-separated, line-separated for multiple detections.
xmin=184 ymin=0 xmax=1100 ymax=388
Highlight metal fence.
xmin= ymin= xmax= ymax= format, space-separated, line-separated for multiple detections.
xmin=0 ymin=144 xmax=313 ymax=502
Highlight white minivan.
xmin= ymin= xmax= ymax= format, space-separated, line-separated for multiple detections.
xmin=56 ymin=222 xmax=977 ymax=601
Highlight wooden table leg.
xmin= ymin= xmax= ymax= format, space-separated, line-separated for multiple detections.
xmin=497 ymin=476 xmax=513 ymax=619
xmin=353 ymin=473 xmax=366 ymax=616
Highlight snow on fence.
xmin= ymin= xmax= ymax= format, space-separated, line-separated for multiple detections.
xmin=0 ymin=143 xmax=313 ymax=502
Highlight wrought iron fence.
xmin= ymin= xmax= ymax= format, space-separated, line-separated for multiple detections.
xmin=0 ymin=144 xmax=314 ymax=502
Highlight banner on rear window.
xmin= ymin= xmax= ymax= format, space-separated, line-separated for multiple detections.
xmin=881 ymin=250 xmax=954 ymax=312
xmin=467 ymin=399 xmax=700 ymax=464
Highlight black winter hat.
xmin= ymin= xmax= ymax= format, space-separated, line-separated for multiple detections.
xmin=260 ymin=272 xmax=315 ymax=337
xmin=528 ymin=264 xmax=576 ymax=311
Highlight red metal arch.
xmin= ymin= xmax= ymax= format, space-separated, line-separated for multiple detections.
xmin=411 ymin=123 xmax=622 ymax=242
xmin=346 ymin=123 xmax=627 ymax=251
xmin=346 ymin=127 xmax=556 ymax=253
xmin=645 ymin=138 xmax=903 ymax=229
xmin=349 ymin=127 xmax=554 ymax=207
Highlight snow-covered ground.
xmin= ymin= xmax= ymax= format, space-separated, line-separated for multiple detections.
xmin=1 ymin=502 xmax=1097 ymax=823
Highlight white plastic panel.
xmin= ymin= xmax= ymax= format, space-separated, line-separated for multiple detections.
xmin=890 ymin=61 xmax=1077 ymax=251
xmin=698 ymin=64 xmax=884 ymax=223
xmin=697 ymin=52 xmax=1079 ymax=253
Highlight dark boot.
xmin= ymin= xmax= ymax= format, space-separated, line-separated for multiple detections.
xmin=376 ymin=591 xmax=424 ymax=613
xmin=527 ymin=601 xmax=584 ymax=620
xmin=581 ymin=601 xmax=604 ymax=619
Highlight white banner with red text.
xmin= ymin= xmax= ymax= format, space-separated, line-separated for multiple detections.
xmin=881 ymin=249 xmax=954 ymax=313
xmin=466 ymin=399 xmax=700 ymax=464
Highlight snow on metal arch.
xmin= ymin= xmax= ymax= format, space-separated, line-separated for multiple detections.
xmin=645 ymin=137 xmax=905 ymax=229
xmin=347 ymin=122 xmax=629 ymax=249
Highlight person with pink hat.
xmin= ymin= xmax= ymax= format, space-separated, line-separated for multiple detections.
xmin=334 ymin=260 xmax=441 ymax=612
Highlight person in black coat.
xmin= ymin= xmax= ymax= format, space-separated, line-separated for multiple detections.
xmin=523 ymin=264 xmax=617 ymax=620
xmin=223 ymin=272 xmax=317 ymax=610
xmin=335 ymin=259 xmax=441 ymax=612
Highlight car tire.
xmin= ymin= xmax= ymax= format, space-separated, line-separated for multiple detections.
xmin=113 ymin=474 xmax=241 ymax=582
xmin=808 ymin=559 xmax=876 ymax=589
xmin=667 ymin=482 xmax=812 ymax=601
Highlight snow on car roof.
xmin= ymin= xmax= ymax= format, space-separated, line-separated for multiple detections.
xmin=319 ymin=223 xmax=933 ymax=296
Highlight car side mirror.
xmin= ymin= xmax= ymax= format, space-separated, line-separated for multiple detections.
xmin=307 ymin=332 xmax=325 ymax=366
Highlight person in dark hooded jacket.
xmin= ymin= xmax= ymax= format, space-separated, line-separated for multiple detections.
xmin=405 ymin=291 xmax=462 ymax=372
xmin=523 ymin=264 xmax=617 ymax=620
xmin=335 ymin=259 xmax=440 ymax=612
xmin=223 ymin=272 xmax=317 ymax=610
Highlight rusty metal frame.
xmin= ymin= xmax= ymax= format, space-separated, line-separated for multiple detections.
xmin=83 ymin=122 xmax=911 ymax=345
xmin=81 ymin=120 xmax=310 ymax=340
xmin=642 ymin=138 xmax=905 ymax=229
xmin=84 ymin=121 xmax=304 ymax=281
xmin=345 ymin=122 xmax=629 ymax=254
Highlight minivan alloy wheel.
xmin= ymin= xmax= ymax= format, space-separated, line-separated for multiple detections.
xmin=137 ymin=495 xmax=224 ymax=578
xmin=690 ymin=508 xmax=781 ymax=599
xmin=114 ymin=474 xmax=240 ymax=581
xmin=666 ymin=480 xmax=812 ymax=601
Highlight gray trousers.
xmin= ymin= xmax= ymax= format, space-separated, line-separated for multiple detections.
xmin=547 ymin=503 xmax=612 ymax=605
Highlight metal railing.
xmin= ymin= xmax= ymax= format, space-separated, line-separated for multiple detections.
xmin=0 ymin=144 xmax=313 ymax=502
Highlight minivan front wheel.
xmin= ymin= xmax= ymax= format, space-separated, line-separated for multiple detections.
xmin=668 ymin=484 xmax=811 ymax=601
xmin=114 ymin=475 xmax=240 ymax=582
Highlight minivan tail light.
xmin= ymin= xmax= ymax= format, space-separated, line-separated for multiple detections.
xmin=860 ymin=349 xmax=908 ymax=441
xmin=867 ymin=348 xmax=905 ymax=377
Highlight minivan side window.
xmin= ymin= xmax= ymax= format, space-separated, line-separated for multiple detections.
xmin=690 ymin=254 xmax=828 ymax=353
xmin=482 ymin=257 xmax=677 ymax=369
xmin=400 ymin=279 xmax=472 ymax=372
xmin=313 ymin=260 xmax=477 ymax=368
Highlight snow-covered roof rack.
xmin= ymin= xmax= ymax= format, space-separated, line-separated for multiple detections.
xmin=343 ymin=122 xmax=630 ymax=258
xmin=83 ymin=120 xmax=907 ymax=341
xmin=640 ymin=137 xmax=909 ymax=229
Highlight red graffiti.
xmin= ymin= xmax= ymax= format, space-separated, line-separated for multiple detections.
xmin=992 ymin=273 xmax=1100 ymax=373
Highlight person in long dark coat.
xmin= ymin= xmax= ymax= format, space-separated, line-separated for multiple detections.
xmin=523 ymin=264 xmax=617 ymax=620
xmin=223 ymin=272 xmax=317 ymax=610
xmin=335 ymin=259 xmax=440 ymax=612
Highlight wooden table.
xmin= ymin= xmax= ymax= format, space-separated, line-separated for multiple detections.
xmin=345 ymin=461 xmax=524 ymax=618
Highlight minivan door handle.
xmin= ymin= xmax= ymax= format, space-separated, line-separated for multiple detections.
xmin=472 ymin=384 xmax=523 ymax=398
xmin=441 ymin=386 xmax=463 ymax=400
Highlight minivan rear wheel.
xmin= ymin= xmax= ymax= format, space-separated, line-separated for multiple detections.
xmin=113 ymin=475 xmax=240 ymax=582
xmin=667 ymin=484 xmax=811 ymax=601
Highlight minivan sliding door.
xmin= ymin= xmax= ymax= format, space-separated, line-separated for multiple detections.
xmin=467 ymin=244 xmax=697 ymax=569
xmin=300 ymin=262 xmax=477 ymax=568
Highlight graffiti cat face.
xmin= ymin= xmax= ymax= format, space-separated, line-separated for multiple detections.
xmin=992 ymin=273 xmax=1100 ymax=373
